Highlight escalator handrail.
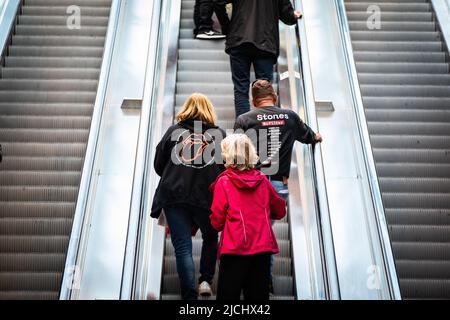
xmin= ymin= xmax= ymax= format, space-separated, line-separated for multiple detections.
xmin=0 ymin=0 xmax=20 ymax=66
xmin=333 ymin=0 xmax=401 ymax=300
xmin=292 ymin=0 xmax=341 ymax=300
xmin=59 ymin=0 xmax=122 ymax=300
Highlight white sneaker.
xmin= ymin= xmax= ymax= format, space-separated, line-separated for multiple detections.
xmin=195 ymin=30 xmax=226 ymax=40
xmin=198 ymin=281 xmax=213 ymax=297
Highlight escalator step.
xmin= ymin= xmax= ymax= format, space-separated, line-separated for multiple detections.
xmin=0 ymin=128 xmax=89 ymax=143
xmin=0 ymin=235 xmax=69 ymax=253
xmin=355 ymin=62 xmax=449 ymax=74
xmin=400 ymin=279 xmax=450 ymax=299
xmin=396 ymin=260 xmax=450 ymax=279
xmin=354 ymin=52 xmax=447 ymax=63
xmin=389 ymin=225 xmax=450 ymax=242
xmin=0 ymin=218 xmax=73 ymax=235
xmin=0 ymin=171 xmax=81 ymax=186
xmin=0 ymin=202 xmax=75 ymax=219
xmin=377 ymin=162 xmax=450 ymax=178
xmin=371 ymin=135 xmax=450 ymax=149
xmin=8 ymin=46 xmax=104 ymax=58
xmin=0 ymin=115 xmax=92 ymax=129
xmin=386 ymin=208 xmax=450 ymax=225
xmin=351 ymin=41 xmax=442 ymax=52
xmin=25 ymin=0 xmax=112 ymax=7
xmin=366 ymin=109 xmax=450 ymax=122
xmin=0 ymin=253 xmax=66 ymax=272
xmin=346 ymin=2 xmax=431 ymax=11
xmin=0 ymin=156 xmax=84 ymax=171
xmin=0 ymin=143 xmax=86 ymax=157
xmin=349 ymin=21 xmax=436 ymax=32
xmin=382 ymin=193 xmax=450 ymax=209
xmin=15 ymin=25 xmax=107 ymax=37
xmin=379 ymin=177 xmax=450 ymax=193
xmin=393 ymin=241 xmax=450 ymax=260
xmin=350 ymin=31 xmax=440 ymax=41
xmin=363 ymin=96 xmax=450 ymax=110
xmin=18 ymin=15 xmax=109 ymax=27
xmin=12 ymin=35 xmax=106 ymax=47
xmin=0 ymin=272 xmax=62 ymax=291
xmin=0 ymin=102 xmax=94 ymax=116
xmin=22 ymin=6 xmax=110 ymax=17
xmin=373 ymin=148 xmax=450 ymax=164
xmin=0 ymin=91 xmax=96 ymax=103
xmin=0 ymin=291 xmax=58 ymax=300
xmin=6 ymin=57 xmax=103 ymax=68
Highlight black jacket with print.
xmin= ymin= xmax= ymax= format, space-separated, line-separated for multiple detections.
xmin=151 ymin=120 xmax=226 ymax=218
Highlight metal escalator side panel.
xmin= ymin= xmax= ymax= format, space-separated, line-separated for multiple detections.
xmin=60 ymin=0 xmax=121 ymax=300
xmin=121 ymin=0 xmax=182 ymax=300
xmin=431 ymin=0 xmax=450 ymax=56
xmin=0 ymin=0 xmax=114 ymax=300
xmin=333 ymin=0 xmax=401 ymax=299
xmin=0 ymin=0 xmax=20 ymax=64
xmin=342 ymin=0 xmax=450 ymax=299
xmin=278 ymin=3 xmax=341 ymax=299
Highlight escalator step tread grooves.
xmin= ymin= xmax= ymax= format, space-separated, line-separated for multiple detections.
xmin=160 ymin=0 xmax=295 ymax=300
xmin=345 ymin=0 xmax=450 ymax=299
xmin=0 ymin=0 xmax=112 ymax=300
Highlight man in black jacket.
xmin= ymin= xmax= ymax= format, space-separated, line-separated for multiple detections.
xmin=218 ymin=0 xmax=303 ymax=117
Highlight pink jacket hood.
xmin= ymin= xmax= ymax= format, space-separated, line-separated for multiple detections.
xmin=211 ymin=168 xmax=265 ymax=190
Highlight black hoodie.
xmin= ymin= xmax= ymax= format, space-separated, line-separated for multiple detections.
xmin=151 ymin=120 xmax=226 ymax=218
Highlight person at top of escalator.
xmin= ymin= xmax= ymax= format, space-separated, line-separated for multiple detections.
xmin=150 ymin=93 xmax=226 ymax=300
xmin=210 ymin=133 xmax=286 ymax=300
xmin=194 ymin=0 xmax=230 ymax=40
xmin=215 ymin=0 xmax=303 ymax=117
xmin=234 ymin=79 xmax=322 ymax=294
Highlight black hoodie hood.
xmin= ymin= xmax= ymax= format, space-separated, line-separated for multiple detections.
xmin=179 ymin=119 xmax=219 ymax=132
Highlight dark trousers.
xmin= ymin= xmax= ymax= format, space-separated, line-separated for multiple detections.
xmin=194 ymin=0 xmax=229 ymax=35
xmin=229 ymin=43 xmax=277 ymax=117
xmin=164 ymin=204 xmax=218 ymax=300
xmin=217 ymin=253 xmax=271 ymax=301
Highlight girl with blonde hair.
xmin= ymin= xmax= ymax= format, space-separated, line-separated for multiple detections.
xmin=210 ymin=134 xmax=286 ymax=300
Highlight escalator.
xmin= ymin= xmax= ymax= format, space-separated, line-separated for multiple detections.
xmin=160 ymin=0 xmax=294 ymax=300
xmin=343 ymin=0 xmax=450 ymax=299
xmin=0 ymin=0 xmax=112 ymax=299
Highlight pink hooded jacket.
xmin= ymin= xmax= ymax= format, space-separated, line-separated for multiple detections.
xmin=210 ymin=168 xmax=287 ymax=258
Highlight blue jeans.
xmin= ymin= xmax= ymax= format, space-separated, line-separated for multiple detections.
xmin=229 ymin=43 xmax=277 ymax=117
xmin=164 ymin=204 xmax=218 ymax=300
xmin=270 ymin=180 xmax=289 ymax=202
xmin=268 ymin=180 xmax=289 ymax=283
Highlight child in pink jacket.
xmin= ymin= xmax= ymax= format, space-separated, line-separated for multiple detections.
xmin=210 ymin=134 xmax=286 ymax=300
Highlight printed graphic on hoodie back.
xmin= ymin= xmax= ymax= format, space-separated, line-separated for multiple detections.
xmin=173 ymin=130 xmax=216 ymax=169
